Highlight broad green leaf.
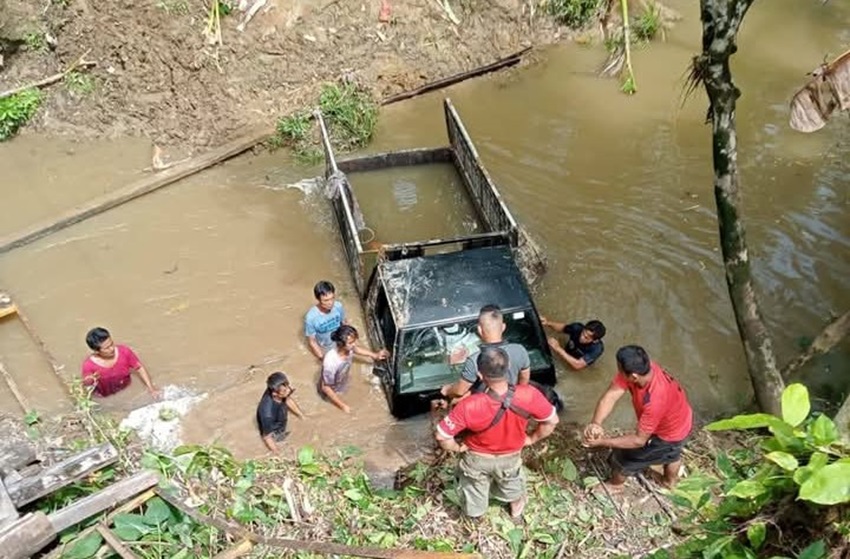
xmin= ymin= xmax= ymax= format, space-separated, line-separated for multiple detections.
xmin=797 ymin=540 xmax=827 ymax=559
xmin=799 ymin=463 xmax=850 ymax=505
xmin=746 ymin=521 xmax=766 ymax=550
xmin=768 ymin=420 xmax=805 ymax=453
xmin=715 ymin=452 xmax=737 ymax=480
xmin=808 ymin=414 xmax=839 ymax=446
xmin=344 ymin=488 xmax=364 ymax=501
xmin=62 ymin=532 xmax=103 ymax=559
xmin=765 ymin=451 xmax=798 ymax=471
xmin=300 ymin=463 xmax=321 ymax=476
xmin=297 ymin=446 xmax=316 ymax=466
xmin=808 ymin=452 xmax=829 ymax=470
xmin=706 ymin=413 xmax=778 ymax=431
xmin=780 ymin=383 xmax=810 ymax=427
xmin=533 ymin=532 xmax=557 ymax=544
xmin=143 ymin=497 xmax=173 ymax=525
xmin=793 ymin=466 xmax=815 ymax=486
xmin=113 ymin=513 xmax=151 ymax=538
xmin=560 ymin=458 xmax=578 ymax=482
xmin=727 ymin=480 xmax=767 ymax=499
xmin=702 ymin=534 xmax=734 ymax=559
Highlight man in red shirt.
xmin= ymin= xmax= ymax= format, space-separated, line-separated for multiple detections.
xmin=583 ymin=345 xmax=692 ymax=489
xmin=435 ymin=346 xmax=559 ymax=520
xmin=81 ymin=327 xmax=160 ymax=399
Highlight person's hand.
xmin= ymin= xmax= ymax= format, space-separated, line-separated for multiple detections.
xmin=583 ymin=423 xmax=604 ymax=441
xmin=449 ymin=346 xmax=469 ymax=365
xmin=524 ymin=434 xmax=534 ymax=447
xmin=540 ymin=316 xmax=549 ymax=327
xmin=458 ymin=443 xmax=468 ymax=453
xmin=149 ymin=387 xmax=163 ymax=400
xmin=547 ymin=336 xmax=561 ymax=350
xmin=375 ymin=349 xmax=390 ymax=360
xmin=341 ymin=404 xmax=351 ymax=414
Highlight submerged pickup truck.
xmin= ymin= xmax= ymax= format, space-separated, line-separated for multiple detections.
xmin=317 ymin=99 xmax=555 ymax=418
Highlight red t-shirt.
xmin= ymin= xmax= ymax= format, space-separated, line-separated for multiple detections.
xmin=81 ymin=345 xmax=141 ymax=397
xmin=437 ymin=384 xmax=557 ymax=454
xmin=613 ymin=361 xmax=693 ymax=442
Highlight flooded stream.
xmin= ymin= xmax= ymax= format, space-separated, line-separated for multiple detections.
xmin=0 ymin=0 xmax=847 ymax=472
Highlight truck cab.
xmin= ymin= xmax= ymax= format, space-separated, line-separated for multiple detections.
xmin=317 ymin=99 xmax=554 ymax=418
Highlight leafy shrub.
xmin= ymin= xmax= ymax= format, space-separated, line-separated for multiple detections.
xmin=633 ymin=3 xmax=662 ymax=42
xmin=0 ymin=88 xmax=43 ymax=141
xmin=545 ymin=0 xmax=605 ymax=29
xmin=318 ymin=82 xmax=378 ymax=150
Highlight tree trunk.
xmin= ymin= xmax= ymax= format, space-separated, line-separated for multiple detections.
xmin=700 ymin=0 xmax=784 ymax=416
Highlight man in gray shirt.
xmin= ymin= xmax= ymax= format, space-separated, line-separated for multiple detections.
xmin=440 ymin=304 xmax=531 ymax=399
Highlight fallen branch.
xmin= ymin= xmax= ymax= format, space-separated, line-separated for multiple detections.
xmin=0 ymin=125 xmax=273 ymax=256
xmin=0 ymin=50 xmax=96 ymax=100
xmin=155 ymin=487 xmax=482 ymax=559
xmin=381 ymin=47 xmax=532 ymax=106
xmin=782 ymin=309 xmax=850 ymax=380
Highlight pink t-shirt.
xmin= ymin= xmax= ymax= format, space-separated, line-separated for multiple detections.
xmin=81 ymin=345 xmax=141 ymax=397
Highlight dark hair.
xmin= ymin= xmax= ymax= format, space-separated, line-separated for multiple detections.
xmin=267 ymin=371 xmax=290 ymax=392
xmin=331 ymin=324 xmax=358 ymax=347
xmin=85 ymin=327 xmax=111 ymax=351
xmin=586 ymin=320 xmax=606 ymax=340
xmin=616 ymin=345 xmax=651 ymax=375
xmin=479 ymin=304 xmax=502 ymax=320
xmin=313 ymin=280 xmax=336 ymax=300
xmin=478 ymin=346 xmax=509 ymax=380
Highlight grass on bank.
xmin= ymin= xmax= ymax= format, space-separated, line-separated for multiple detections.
xmin=270 ymin=81 xmax=378 ymax=165
xmin=544 ymin=0 xmax=606 ymax=29
xmin=0 ymin=88 xmax=43 ymax=141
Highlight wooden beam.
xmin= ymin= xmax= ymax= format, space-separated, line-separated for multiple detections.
xmin=97 ymin=524 xmax=140 ymax=559
xmin=6 ymin=443 xmax=118 ymax=507
xmin=0 ymin=440 xmax=37 ymax=475
xmin=42 ymin=488 xmax=155 ymax=559
xmin=0 ymin=479 xmax=19 ymax=529
xmin=0 ymin=126 xmax=273 ymax=256
xmin=0 ymin=359 xmax=30 ymax=413
xmin=48 ymin=470 xmax=159 ymax=533
xmin=0 ymin=512 xmax=55 ymax=559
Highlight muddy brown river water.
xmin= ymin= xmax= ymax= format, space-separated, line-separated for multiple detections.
xmin=0 ymin=0 xmax=848 ymax=473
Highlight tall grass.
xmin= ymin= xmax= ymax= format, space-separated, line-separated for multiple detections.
xmin=545 ymin=0 xmax=605 ymax=29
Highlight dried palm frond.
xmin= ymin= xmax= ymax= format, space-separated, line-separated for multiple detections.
xmin=789 ymin=48 xmax=850 ymax=133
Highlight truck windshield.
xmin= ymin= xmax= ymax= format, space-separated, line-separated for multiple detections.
xmin=396 ymin=309 xmax=550 ymax=394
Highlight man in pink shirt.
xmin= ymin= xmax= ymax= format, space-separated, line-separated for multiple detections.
xmin=81 ymin=327 xmax=160 ymax=399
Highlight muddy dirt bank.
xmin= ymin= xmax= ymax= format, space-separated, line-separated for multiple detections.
xmin=0 ymin=0 xmax=569 ymax=150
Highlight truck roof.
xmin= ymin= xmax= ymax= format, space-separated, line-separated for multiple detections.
xmin=380 ymin=245 xmax=534 ymax=329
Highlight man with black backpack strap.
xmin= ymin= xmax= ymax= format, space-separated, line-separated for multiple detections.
xmin=435 ymin=346 xmax=559 ymax=521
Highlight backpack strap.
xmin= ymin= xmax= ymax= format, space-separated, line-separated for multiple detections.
xmin=472 ymin=385 xmax=532 ymax=435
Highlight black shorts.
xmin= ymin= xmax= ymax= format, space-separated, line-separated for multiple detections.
xmin=610 ymin=436 xmax=686 ymax=474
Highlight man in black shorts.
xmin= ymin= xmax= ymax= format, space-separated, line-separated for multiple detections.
xmin=257 ymin=372 xmax=304 ymax=453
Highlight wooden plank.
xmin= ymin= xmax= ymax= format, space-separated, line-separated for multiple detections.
xmin=14 ymin=301 xmax=66 ymax=376
xmin=0 ymin=479 xmax=19 ymax=529
xmin=48 ymin=470 xmax=159 ymax=533
xmin=6 ymin=443 xmax=118 ymax=507
xmin=42 ymin=488 xmax=155 ymax=559
xmin=0 ymin=359 xmax=30 ymax=413
xmin=211 ymin=539 xmax=252 ymax=559
xmin=0 ymin=125 xmax=273 ymax=256
xmin=97 ymin=524 xmax=140 ymax=559
xmin=0 ymin=441 xmax=37 ymax=475
xmin=0 ymin=512 xmax=55 ymax=559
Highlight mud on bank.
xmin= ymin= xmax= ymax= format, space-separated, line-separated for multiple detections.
xmin=0 ymin=0 xmax=567 ymax=150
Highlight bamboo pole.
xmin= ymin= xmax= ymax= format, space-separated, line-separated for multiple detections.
xmin=0 ymin=359 xmax=30 ymax=413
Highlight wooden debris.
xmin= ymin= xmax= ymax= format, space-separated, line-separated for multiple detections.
xmin=211 ymin=539 xmax=253 ymax=559
xmin=0 ymin=440 xmax=37 ymax=477
xmin=0 ymin=512 xmax=55 ymax=559
xmin=0 ymin=126 xmax=273 ymax=256
xmin=790 ymin=49 xmax=850 ymax=132
xmin=282 ymin=477 xmax=301 ymax=522
xmin=97 ymin=524 xmax=141 ymax=559
xmin=0 ymin=50 xmax=96 ymax=100
xmin=0 ymin=359 xmax=30 ymax=413
xmin=0 ymin=480 xmax=19 ymax=529
xmin=6 ymin=442 xmax=118 ymax=507
xmin=381 ymin=47 xmax=532 ymax=106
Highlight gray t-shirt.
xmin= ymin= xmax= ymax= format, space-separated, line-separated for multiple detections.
xmin=320 ymin=348 xmax=353 ymax=393
xmin=461 ymin=341 xmax=531 ymax=386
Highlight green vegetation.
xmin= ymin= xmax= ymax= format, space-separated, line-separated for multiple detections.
xmin=65 ymin=71 xmax=96 ymax=96
xmin=270 ymin=81 xmax=379 ymax=165
xmin=24 ymin=31 xmax=47 ymax=52
xmin=544 ymin=0 xmax=605 ymax=29
xmin=155 ymin=0 xmax=190 ymax=15
xmin=0 ymin=88 xmax=43 ymax=141
xmin=633 ymin=3 xmax=662 ymax=42
xmin=658 ymin=384 xmax=849 ymax=558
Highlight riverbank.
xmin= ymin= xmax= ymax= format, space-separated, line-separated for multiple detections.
xmin=0 ymin=0 xmax=577 ymax=151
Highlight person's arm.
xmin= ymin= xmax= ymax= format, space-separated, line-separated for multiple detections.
xmin=285 ymin=398 xmax=305 ymax=419
xmin=587 ymin=429 xmax=651 ymax=449
xmin=541 ymin=316 xmax=568 ymax=332
xmin=524 ymin=390 xmax=560 ymax=446
xmin=526 ymin=413 xmax=559 ymax=446
xmin=518 ymin=368 xmax=531 ymax=385
xmin=585 ymin=382 xmax=626 ymax=439
xmin=307 ymin=336 xmax=324 ymax=361
xmin=353 ymin=345 xmax=389 ymax=361
xmin=261 ymin=434 xmax=279 ymax=453
xmin=441 ymin=378 xmax=473 ymax=399
xmin=321 ymin=382 xmax=350 ymax=413
xmin=435 ymin=408 xmax=469 ymax=453
xmin=547 ymin=338 xmax=589 ymax=370
xmin=134 ymin=364 xmax=161 ymax=399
